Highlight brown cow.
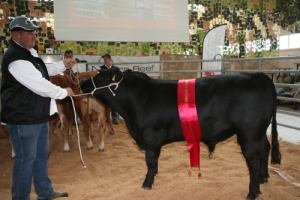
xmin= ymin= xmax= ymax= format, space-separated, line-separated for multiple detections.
xmin=50 ymin=70 xmax=91 ymax=151
xmin=85 ymin=96 xmax=115 ymax=150
xmin=50 ymin=70 xmax=114 ymax=151
xmin=79 ymin=71 xmax=115 ymax=151
xmin=0 ymin=70 xmax=14 ymax=157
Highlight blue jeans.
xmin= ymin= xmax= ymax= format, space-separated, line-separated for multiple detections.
xmin=4 ymin=122 xmax=54 ymax=200
xmin=111 ymin=109 xmax=119 ymax=123
xmin=276 ymin=87 xmax=288 ymax=96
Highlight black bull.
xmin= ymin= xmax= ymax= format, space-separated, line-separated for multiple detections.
xmin=80 ymin=67 xmax=281 ymax=200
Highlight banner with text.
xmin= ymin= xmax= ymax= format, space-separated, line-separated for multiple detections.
xmin=108 ymin=56 xmax=160 ymax=76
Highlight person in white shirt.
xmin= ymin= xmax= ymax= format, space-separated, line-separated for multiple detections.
xmin=1 ymin=16 xmax=76 ymax=200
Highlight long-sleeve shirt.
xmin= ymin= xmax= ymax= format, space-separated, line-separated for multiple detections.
xmin=8 ymin=48 xmax=68 ymax=115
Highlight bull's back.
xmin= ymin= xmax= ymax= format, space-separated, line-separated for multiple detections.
xmin=196 ymin=73 xmax=274 ymax=109
xmin=196 ymin=73 xmax=275 ymax=141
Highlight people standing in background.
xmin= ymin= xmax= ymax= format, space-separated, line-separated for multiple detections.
xmin=275 ymin=72 xmax=291 ymax=96
xmin=45 ymin=35 xmax=56 ymax=49
xmin=100 ymin=53 xmax=119 ymax=125
xmin=1 ymin=16 xmax=76 ymax=200
xmin=64 ymin=49 xmax=84 ymax=73
xmin=44 ymin=35 xmax=60 ymax=53
xmin=64 ymin=49 xmax=73 ymax=59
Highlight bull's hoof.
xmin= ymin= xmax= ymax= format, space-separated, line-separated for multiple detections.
xmin=87 ymin=146 xmax=93 ymax=150
xmin=247 ymin=191 xmax=261 ymax=200
xmin=260 ymin=177 xmax=268 ymax=184
xmin=142 ymin=186 xmax=152 ymax=190
xmin=63 ymin=144 xmax=70 ymax=152
xmin=99 ymin=148 xmax=105 ymax=152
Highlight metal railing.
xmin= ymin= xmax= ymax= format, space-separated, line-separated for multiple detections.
xmin=84 ymin=55 xmax=300 ymax=131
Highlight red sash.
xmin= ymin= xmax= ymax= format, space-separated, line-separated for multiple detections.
xmin=177 ymin=79 xmax=202 ymax=178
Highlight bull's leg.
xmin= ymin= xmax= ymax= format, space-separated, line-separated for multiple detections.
xmin=98 ymin=115 xmax=106 ymax=151
xmin=239 ymin=141 xmax=261 ymax=200
xmin=68 ymin=120 xmax=73 ymax=140
xmin=63 ymin=140 xmax=70 ymax=152
xmin=86 ymin=135 xmax=93 ymax=149
xmin=52 ymin=121 xmax=60 ymax=135
xmin=105 ymin=109 xmax=115 ymax=134
xmin=82 ymin=116 xmax=93 ymax=149
xmin=49 ymin=113 xmax=60 ymax=135
xmin=62 ymin=118 xmax=70 ymax=152
xmin=142 ymin=146 xmax=161 ymax=190
xmin=86 ymin=122 xmax=93 ymax=149
xmin=90 ymin=122 xmax=95 ymax=138
xmin=86 ymin=123 xmax=94 ymax=149
xmin=259 ymin=135 xmax=271 ymax=183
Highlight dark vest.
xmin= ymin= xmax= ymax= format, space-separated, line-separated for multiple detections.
xmin=1 ymin=39 xmax=51 ymax=124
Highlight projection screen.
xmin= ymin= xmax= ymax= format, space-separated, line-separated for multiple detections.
xmin=54 ymin=0 xmax=189 ymax=42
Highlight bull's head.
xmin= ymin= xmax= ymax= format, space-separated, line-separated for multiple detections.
xmin=80 ymin=67 xmax=124 ymax=96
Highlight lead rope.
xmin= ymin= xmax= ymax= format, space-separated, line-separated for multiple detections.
xmin=268 ymin=166 xmax=300 ymax=187
xmin=70 ymin=96 xmax=87 ymax=169
xmin=67 ymin=76 xmax=123 ymax=169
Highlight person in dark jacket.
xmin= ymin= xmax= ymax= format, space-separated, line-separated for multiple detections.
xmin=45 ymin=35 xmax=56 ymax=50
xmin=1 ymin=16 xmax=76 ymax=200
xmin=100 ymin=53 xmax=119 ymax=124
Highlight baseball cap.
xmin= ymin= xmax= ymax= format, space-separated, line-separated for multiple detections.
xmin=101 ymin=53 xmax=111 ymax=59
xmin=9 ymin=16 xmax=40 ymax=31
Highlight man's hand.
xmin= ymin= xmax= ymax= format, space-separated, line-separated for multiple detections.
xmin=63 ymin=58 xmax=77 ymax=69
xmin=65 ymin=87 xmax=75 ymax=96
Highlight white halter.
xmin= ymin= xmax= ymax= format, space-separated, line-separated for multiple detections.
xmin=90 ymin=76 xmax=123 ymax=96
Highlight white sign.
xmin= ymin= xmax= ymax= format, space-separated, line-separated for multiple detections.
xmin=202 ymin=24 xmax=227 ymax=77
xmin=73 ymin=55 xmax=160 ymax=76
xmin=112 ymin=56 xmax=160 ymax=76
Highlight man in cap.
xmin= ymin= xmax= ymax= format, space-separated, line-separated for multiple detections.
xmin=100 ymin=54 xmax=119 ymax=124
xmin=44 ymin=34 xmax=56 ymax=52
xmin=1 ymin=16 xmax=76 ymax=200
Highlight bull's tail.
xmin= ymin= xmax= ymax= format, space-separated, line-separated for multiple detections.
xmin=270 ymin=106 xmax=281 ymax=165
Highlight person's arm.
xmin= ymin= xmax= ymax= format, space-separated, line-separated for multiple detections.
xmin=29 ymin=48 xmax=75 ymax=76
xmin=46 ymin=58 xmax=76 ymax=76
xmin=9 ymin=60 xmax=70 ymax=99
xmin=46 ymin=61 xmax=66 ymax=76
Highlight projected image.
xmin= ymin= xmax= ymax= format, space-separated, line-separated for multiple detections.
xmin=74 ymin=0 xmax=172 ymax=21
xmin=55 ymin=0 xmax=188 ymax=42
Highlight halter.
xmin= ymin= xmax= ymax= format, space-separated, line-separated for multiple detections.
xmin=90 ymin=76 xmax=123 ymax=96
xmin=65 ymin=67 xmax=83 ymax=95
xmin=69 ymin=73 xmax=123 ymax=168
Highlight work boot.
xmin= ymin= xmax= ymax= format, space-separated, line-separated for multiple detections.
xmin=37 ymin=191 xmax=68 ymax=200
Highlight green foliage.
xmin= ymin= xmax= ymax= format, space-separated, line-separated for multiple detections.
xmin=236 ymin=31 xmax=246 ymax=45
xmin=139 ymin=43 xmax=150 ymax=54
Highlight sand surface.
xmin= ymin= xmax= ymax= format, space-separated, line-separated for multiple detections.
xmin=0 ymin=120 xmax=300 ymax=200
